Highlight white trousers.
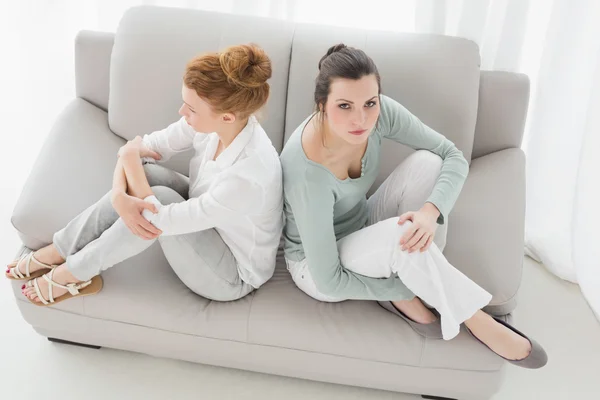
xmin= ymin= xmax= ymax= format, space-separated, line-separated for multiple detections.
xmin=286 ymin=150 xmax=492 ymax=340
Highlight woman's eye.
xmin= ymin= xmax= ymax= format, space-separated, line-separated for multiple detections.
xmin=338 ymin=104 xmax=350 ymax=109
xmin=366 ymin=101 xmax=377 ymax=108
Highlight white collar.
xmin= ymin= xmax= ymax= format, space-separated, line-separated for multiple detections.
xmin=214 ymin=115 xmax=257 ymax=169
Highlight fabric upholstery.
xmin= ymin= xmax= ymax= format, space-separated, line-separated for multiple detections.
xmin=9 ymin=6 xmax=532 ymax=399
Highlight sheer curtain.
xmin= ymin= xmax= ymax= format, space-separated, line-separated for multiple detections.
xmin=415 ymin=0 xmax=600 ymax=319
xmin=2 ymin=0 xmax=598 ymax=316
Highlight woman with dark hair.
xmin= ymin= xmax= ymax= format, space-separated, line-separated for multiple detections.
xmin=280 ymin=43 xmax=546 ymax=369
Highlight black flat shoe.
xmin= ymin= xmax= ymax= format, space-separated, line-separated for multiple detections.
xmin=466 ymin=316 xmax=548 ymax=369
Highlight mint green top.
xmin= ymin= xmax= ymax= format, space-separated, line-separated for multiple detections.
xmin=280 ymin=95 xmax=469 ymax=301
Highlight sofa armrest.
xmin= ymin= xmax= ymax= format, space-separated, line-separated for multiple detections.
xmin=75 ymin=30 xmax=114 ymax=112
xmin=472 ymin=71 xmax=530 ymax=160
xmin=444 ymin=148 xmax=525 ymax=315
xmin=11 ymin=99 xmax=125 ymax=250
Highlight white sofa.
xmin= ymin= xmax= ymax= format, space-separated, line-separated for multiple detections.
xmin=10 ymin=6 xmax=530 ymax=400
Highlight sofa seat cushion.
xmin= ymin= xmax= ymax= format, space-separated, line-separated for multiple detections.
xmin=10 ymin=98 xmax=504 ymax=373
xmin=246 ymin=264 xmax=504 ymax=372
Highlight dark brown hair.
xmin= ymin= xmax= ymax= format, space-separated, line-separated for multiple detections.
xmin=315 ymin=43 xmax=381 ymax=121
xmin=183 ymin=43 xmax=272 ymax=119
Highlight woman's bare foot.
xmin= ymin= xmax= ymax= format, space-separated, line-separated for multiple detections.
xmin=22 ymin=264 xmax=81 ymax=304
xmin=6 ymin=244 xmax=65 ymax=278
xmin=465 ymin=310 xmax=532 ymax=361
xmin=391 ymin=297 xmax=437 ymax=324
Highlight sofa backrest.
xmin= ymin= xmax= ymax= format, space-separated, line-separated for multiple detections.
xmin=108 ymin=6 xmax=481 ymax=183
xmin=108 ymin=6 xmax=294 ymax=172
xmin=285 ymin=23 xmax=480 ymax=193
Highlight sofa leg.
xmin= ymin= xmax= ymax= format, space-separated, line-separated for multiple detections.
xmin=422 ymin=395 xmax=457 ymax=400
xmin=48 ymin=337 xmax=101 ymax=349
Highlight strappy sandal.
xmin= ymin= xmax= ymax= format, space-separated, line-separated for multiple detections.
xmin=6 ymin=252 xmax=57 ymax=281
xmin=24 ymin=269 xmax=103 ymax=307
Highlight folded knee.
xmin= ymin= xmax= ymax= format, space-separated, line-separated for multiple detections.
xmin=143 ymin=162 xmax=158 ymax=174
xmin=403 ymin=150 xmax=443 ymax=191
xmin=150 ymin=185 xmax=185 ymax=205
xmin=413 ymin=150 xmax=442 ymax=172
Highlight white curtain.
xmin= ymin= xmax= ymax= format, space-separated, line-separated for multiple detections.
xmin=2 ymin=0 xmax=598 ymax=316
xmin=519 ymin=1 xmax=600 ymax=319
xmin=414 ymin=0 xmax=600 ymax=318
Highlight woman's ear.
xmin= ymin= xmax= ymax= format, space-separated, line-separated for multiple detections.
xmin=318 ymin=103 xmax=327 ymax=117
xmin=221 ymin=113 xmax=236 ymax=124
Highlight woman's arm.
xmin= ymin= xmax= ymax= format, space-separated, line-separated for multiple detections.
xmin=378 ymin=95 xmax=469 ymax=225
xmin=110 ymin=141 xmax=162 ymax=240
xmin=112 ymin=157 xmax=128 ymax=196
xmin=119 ymin=144 xmax=154 ymax=199
xmin=113 ymin=116 xmax=192 ymax=198
xmin=287 ymin=180 xmax=416 ymax=300
xmin=141 ymin=117 xmax=196 ymax=163
xmin=142 ymin=173 xmax=263 ymax=237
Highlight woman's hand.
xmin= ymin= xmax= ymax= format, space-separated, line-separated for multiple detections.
xmin=118 ymin=136 xmax=162 ymax=161
xmin=397 ymin=202 xmax=441 ymax=253
xmin=111 ymin=190 xmax=162 ymax=240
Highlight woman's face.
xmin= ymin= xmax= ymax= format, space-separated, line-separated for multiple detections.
xmin=178 ymin=84 xmax=227 ymax=133
xmin=322 ymin=75 xmax=380 ymax=146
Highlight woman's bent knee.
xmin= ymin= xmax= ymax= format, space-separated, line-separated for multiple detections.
xmin=411 ymin=150 xmax=442 ymax=176
xmin=399 ymin=150 xmax=443 ymax=195
xmin=413 ymin=149 xmax=443 ymax=164
xmin=150 ymin=186 xmax=185 ymax=205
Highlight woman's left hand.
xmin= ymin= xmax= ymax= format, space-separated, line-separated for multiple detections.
xmin=397 ymin=203 xmax=441 ymax=253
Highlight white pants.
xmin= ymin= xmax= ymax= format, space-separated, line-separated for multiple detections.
xmin=286 ymin=151 xmax=492 ymax=340
xmin=54 ymin=163 xmax=254 ymax=301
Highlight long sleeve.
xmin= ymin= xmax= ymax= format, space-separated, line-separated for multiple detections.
xmin=378 ymin=95 xmax=469 ymax=224
xmin=141 ymin=117 xmax=196 ymax=163
xmin=142 ymin=173 xmax=264 ymax=236
xmin=287 ymin=181 xmax=415 ymax=300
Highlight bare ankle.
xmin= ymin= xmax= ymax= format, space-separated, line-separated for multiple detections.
xmin=392 ymin=297 xmax=437 ymax=324
xmin=53 ymin=265 xmax=81 ymax=284
xmin=392 ymin=297 xmax=419 ymax=307
xmin=37 ymin=244 xmax=65 ymax=265
xmin=464 ymin=310 xmax=489 ymax=329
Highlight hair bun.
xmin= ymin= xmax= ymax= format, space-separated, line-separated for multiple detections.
xmin=219 ymin=44 xmax=272 ymax=89
xmin=318 ymin=43 xmax=347 ymax=70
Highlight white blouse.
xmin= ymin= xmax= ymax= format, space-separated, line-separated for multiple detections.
xmin=140 ymin=116 xmax=283 ymax=289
